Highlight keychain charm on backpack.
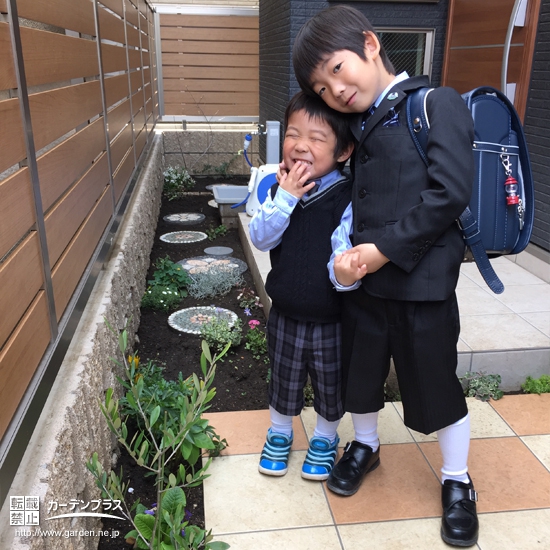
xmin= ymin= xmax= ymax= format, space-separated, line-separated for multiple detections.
xmin=501 ymin=154 xmax=519 ymax=205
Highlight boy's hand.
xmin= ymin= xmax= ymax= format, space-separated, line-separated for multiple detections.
xmin=344 ymin=243 xmax=389 ymax=273
xmin=276 ymin=161 xmax=289 ymax=184
xmin=278 ymin=161 xmax=315 ymax=199
xmin=334 ymin=251 xmax=368 ymax=286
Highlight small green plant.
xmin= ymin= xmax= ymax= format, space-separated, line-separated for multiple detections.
xmin=303 ymin=382 xmax=314 ymax=407
xmin=244 ymin=320 xmax=268 ymax=362
xmin=460 ymin=371 xmax=503 ymax=401
xmin=236 ymin=286 xmax=262 ymax=311
xmin=205 ymin=224 xmax=228 ymax=241
xmin=521 ymin=374 xmax=550 ymax=394
xmin=163 ymin=166 xmax=196 ymax=200
xmin=200 ymin=317 xmax=243 ymax=353
xmin=200 ymin=154 xmax=240 ymax=178
xmin=187 ymin=270 xmax=244 ymax=299
xmin=141 ymin=285 xmax=182 ymax=312
xmin=149 ymin=256 xmax=192 ymax=294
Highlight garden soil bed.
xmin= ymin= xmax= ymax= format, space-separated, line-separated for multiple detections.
xmin=98 ymin=175 xmax=269 ymax=549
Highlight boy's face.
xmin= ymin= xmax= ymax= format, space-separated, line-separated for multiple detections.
xmin=283 ymin=109 xmax=350 ymax=180
xmin=309 ymin=32 xmax=394 ymax=114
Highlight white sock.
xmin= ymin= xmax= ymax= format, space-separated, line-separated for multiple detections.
xmin=269 ymin=405 xmax=293 ymax=437
xmin=437 ymin=413 xmax=471 ymax=484
xmin=313 ymin=414 xmax=340 ymax=442
xmin=351 ymin=412 xmax=380 ymax=451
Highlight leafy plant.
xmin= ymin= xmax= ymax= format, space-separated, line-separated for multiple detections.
xmin=199 ymin=154 xmax=240 ymax=178
xmin=163 ymin=166 xmax=196 ymax=200
xmin=244 ymin=320 xmax=268 ymax=362
xmin=149 ymin=256 xmax=191 ymax=295
xmin=87 ymin=323 xmax=230 ymax=550
xmin=200 ymin=317 xmax=243 ymax=353
xmin=236 ymin=286 xmax=262 ymax=311
xmin=303 ymin=383 xmax=314 ymax=407
xmin=141 ymin=286 xmax=182 ymax=312
xmin=205 ymin=224 xmax=227 ymax=241
xmin=187 ymin=270 xmax=244 ymax=299
xmin=460 ymin=371 xmax=503 ymax=401
xmin=521 ymin=374 xmax=550 ymax=394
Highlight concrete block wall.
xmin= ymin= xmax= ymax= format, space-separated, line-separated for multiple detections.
xmin=0 ymin=136 xmax=164 ymax=550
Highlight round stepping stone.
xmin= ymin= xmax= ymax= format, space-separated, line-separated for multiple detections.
xmin=163 ymin=212 xmax=206 ymax=225
xmin=177 ymin=255 xmax=247 ymax=275
xmin=204 ymin=246 xmax=233 ymax=256
xmin=168 ymin=306 xmax=238 ymax=334
xmin=207 ymin=199 xmax=218 ymax=209
xmin=160 ymin=231 xmax=207 ymax=244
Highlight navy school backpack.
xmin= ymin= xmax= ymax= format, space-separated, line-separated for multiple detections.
xmin=406 ymin=86 xmax=534 ymax=294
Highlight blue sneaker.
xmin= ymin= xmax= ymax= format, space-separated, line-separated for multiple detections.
xmin=258 ymin=429 xmax=293 ymax=476
xmin=301 ymin=435 xmax=340 ymax=481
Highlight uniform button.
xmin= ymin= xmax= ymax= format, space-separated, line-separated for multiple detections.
xmin=425 ymin=240 xmax=432 ymax=246
xmin=358 ymin=189 xmax=367 ymax=199
xmin=413 ymin=253 xmax=419 ymax=261
xmin=357 ymin=223 xmax=365 ymax=232
xmin=360 ymin=155 xmax=369 ymax=163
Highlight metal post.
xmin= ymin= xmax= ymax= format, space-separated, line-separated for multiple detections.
xmin=7 ymin=0 xmax=58 ymax=340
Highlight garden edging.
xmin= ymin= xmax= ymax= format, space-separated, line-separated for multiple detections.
xmin=0 ymin=136 xmax=164 ymax=550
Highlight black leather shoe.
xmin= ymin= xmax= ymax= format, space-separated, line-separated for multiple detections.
xmin=441 ymin=476 xmax=479 ymax=547
xmin=326 ymin=440 xmax=380 ymax=496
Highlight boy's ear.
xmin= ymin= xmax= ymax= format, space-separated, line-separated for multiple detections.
xmin=337 ymin=143 xmax=354 ymax=163
xmin=363 ymin=31 xmax=380 ymax=61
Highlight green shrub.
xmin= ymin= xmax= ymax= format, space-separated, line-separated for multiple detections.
xmin=149 ymin=256 xmax=191 ymax=294
xmin=141 ymin=285 xmax=181 ymax=312
xmin=163 ymin=166 xmax=196 ymax=200
xmin=521 ymin=374 xmax=550 ymax=394
xmin=460 ymin=371 xmax=503 ymax=401
xmin=200 ymin=317 xmax=243 ymax=353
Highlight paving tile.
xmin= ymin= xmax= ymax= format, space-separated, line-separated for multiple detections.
xmin=493 ymin=282 xmax=550 ymax=314
xmin=477 ymin=509 xmax=550 ymax=550
xmin=204 ymin=451 xmax=333 ymax=533
xmin=339 ymin=518 xmax=449 ymax=549
xmin=490 ymin=394 xmax=550 ymax=435
xmin=419 ymin=437 xmax=550 ymax=513
xmin=456 ymin=286 xmax=514 ymax=315
xmin=300 ymin=404 xmax=414 ymax=446
xmin=205 ymin=409 xmax=309 ymax=456
xmin=519 ymin=311 xmax=550 ymax=337
xmin=219 ymin=526 xmax=343 ymax=549
xmin=327 ymin=443 xmax=441 ymax=524
xmin=521 ymin=435 xmax=550 ymax=471
xmin=462 ymin=256 xmax=547 ymax=287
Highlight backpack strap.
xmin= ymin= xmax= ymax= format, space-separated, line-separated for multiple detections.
xmin=406 ymin=88 xmax=505 ymax=295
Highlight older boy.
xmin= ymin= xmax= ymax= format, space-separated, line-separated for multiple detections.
xmin=291 ymin=5 xmax=478 ymax=547
xmin=249 ymin=91 xmax=353 ymax=481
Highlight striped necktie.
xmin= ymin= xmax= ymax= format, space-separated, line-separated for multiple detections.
xmin=361 ymin=105 xmax=377 ymax=131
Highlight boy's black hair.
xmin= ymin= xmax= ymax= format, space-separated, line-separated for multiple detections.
xmin=293 ymin=5 xmax=395 ymax=95
xmin=285 ymin=91 xmax=353 ymax=169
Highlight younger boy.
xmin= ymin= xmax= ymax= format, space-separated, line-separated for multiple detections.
xmin=249 ymin=91 xmax=353 ymax=481
xmin=291 ymin=5 xmax=479 ymax=547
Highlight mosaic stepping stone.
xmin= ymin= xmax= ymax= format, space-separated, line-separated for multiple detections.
xmin=177 ymin=255 xmax=247 ymax=275
xmin=160 ymin=231 xmax=207 ymax=244
xmin=168 ymin=306 xmax=238 ymax=334
xmin=204 ymin=246 xmax=233 ymax=256
xmin=163 ymin=212 xmax=206 ymax=225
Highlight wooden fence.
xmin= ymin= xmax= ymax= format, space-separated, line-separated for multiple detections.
xmin=160 ymin=12 xmax=259 ymax=117
xmin=0 ymin=0 xmax=158 ymax=443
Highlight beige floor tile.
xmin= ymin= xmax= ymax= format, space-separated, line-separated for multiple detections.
xmin=339 ymin=518 xmax=449 ymax=549
xmin=490 ymin=394 xmax=550 ymax=435
xmin=477 ymin=509 xmax=550 ymax=550
xmin=519 ymin=311 xmax=550 ymax=337
xmin=219 ymin=526 xmax=343 ymax=549
xmin=327 ymin=443 xmax=441 ymax=524
xmin=300 ymin=405 xmax=414 ymax=446
xmin=463 ymin=256 xmax=547 ymax=287
xmin=457 ymin=286 xmax=514 ymax=315
xmin=521 ymin=434 xmax=550 ymax=471
xmin=205 ymin=409 xmax=309 ymax=455
xmin=459 ymin=313 xmax=550 ymax=350
xmin=204 ymin=451 xmax=333 ymax=533
xmin=494 ymin=283 xmax=550 ymax=314
xmin=420 ymin=437 xmax=550 ymax=513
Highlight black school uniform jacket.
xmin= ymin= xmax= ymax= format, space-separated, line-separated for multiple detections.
xmin=350 ymin=75 xmax=475 ymax=301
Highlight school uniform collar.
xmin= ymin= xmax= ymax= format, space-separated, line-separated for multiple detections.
xmin=301 ymin=169 xmax=347 ymax=201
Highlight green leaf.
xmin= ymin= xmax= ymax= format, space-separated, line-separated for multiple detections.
xmin=162 ymin=486 xmax=186 ymax=514
xmin=134 ymin=513 xmax=155 ymax=539
xmin=208 ymin=542 xmax=231 ymax=550
xmin=201 ymin=340 xmax=212 ymax=363
xmin=150 ymin=405 xmax=161 ymax=427
xmin=193 ymin=433 xmax=215 ymax=449
xmin=168 ymin=473 xmax=177 ymax=488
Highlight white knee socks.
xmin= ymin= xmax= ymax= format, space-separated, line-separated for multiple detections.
xmin=269 ymin=406 xmax=293 ymax=437
xmin=351 ymin=412 xmax=380 ymax=451
xmin=437 ymin=414 xmax=471 ymax=484
xmin=313 ymin=415 xmax=340 ymax=443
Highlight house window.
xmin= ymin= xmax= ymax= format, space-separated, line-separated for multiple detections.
xmin=377 ymin=29 xmax=434 ymax=78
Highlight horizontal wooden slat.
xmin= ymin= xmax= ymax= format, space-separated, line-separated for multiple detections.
xmin=52 ymin=187 xmax=112 ymax=320
xmin=0 ymin=169 xmax=34 ymax=260
xmin=164 ymin=103 xmax=258 ymax=117
xmin=161 ymin=26 xmax=257 ymax=42
xmin=102 ymin=42 xmax=128 ymax=74
xmin=128 ymin=48 xmax=143 ymax=70
xmin=132 ymin=88 xmax=145 ymax=118
xmin=108 ymin=97 xmax=132 ymax=141
xmin=163 ymin=65 xmax=258 ymax=80
xmin=0 ymin=232 xmax=43 ymax=350
xmin=160 ymin=14 xmax=258 ymax=30
xmin=104 ymin=73 xmax=130 ymax=108
xmin=9 ymin=0 xmax=95 ymax=36
xmin=164 ymin=90 xmax=258 ymax=105
xmin=0 ymin=0 xmax=6 ymax=13
xmin=163 ymin=78 xmax=258 ymax=93
xmin=20 ymin=26 xmax=99 ymax=88
xmin=126 ymin=22 xmax=141 ymax=49
xmin=46 ymin=155 xmax=109 ymax=266
xmin=29 ymin=80 xmax=102 ymax=152
xmin=125 ymin=0 xmax=139 ymax=29
xmin=0 ymin=97 xmax=25 ymax=174
xmin=100 ymin=0 xmax=124 ymax=19
xmin=161 ymin=39 xmax=258 ymax=56
xmin=113 ymin=147 xmax=135 ymax=202
xmin=163 ymin=53 xmax=258 ymax=68
xmin=135 ymin=126 xmax=147 ymax=159
xmin=0 ymin=291 xmax=50 ymax=439
xmin=110 ymin=124 xmax=133 ymax=172
xmin=98 ymin=5 xmax=126 ymax=45
xmin=130 ymin=69 xmax=144 ymax=93
xmin=0 ymin=23 xmax=16 ymax=89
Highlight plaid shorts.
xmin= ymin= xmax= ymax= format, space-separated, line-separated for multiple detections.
xmin=266 ymin=308 xmax=344 ymax=421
